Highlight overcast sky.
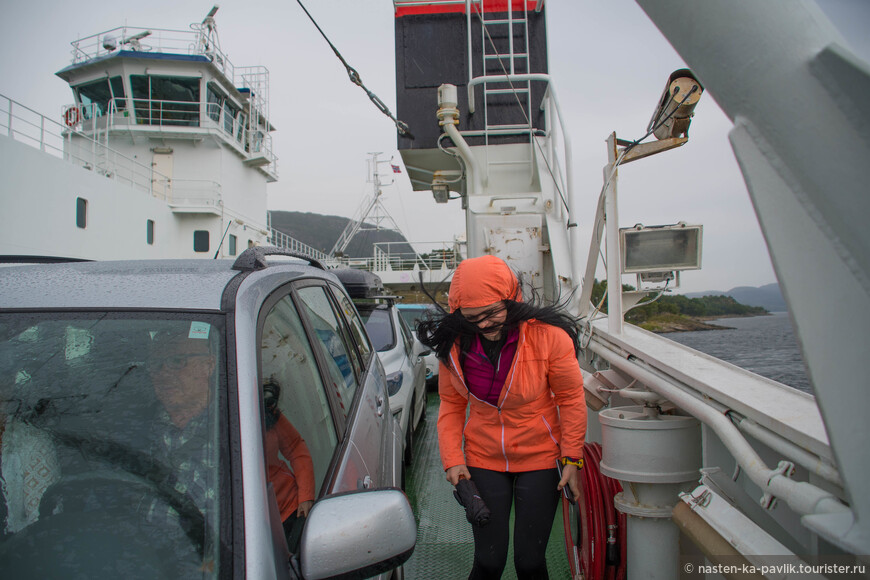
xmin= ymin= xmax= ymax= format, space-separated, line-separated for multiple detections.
xmin=3 ymin=1 xmax=862 ymax=294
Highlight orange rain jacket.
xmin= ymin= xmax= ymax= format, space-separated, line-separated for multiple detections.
xmin=437 ymin=256 xmax=587 ymax=473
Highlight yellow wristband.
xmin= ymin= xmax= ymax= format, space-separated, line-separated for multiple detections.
xmin=561 ymin=457 xmax=584 ymax=469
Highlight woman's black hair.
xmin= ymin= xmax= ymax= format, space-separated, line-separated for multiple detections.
xmin=416 ymin=273 xmax=580 ymax=362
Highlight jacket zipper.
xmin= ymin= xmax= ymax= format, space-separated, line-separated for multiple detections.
xmin=449 ymin=331 xmax=526 ymax=472
xmin=496 ymin=333 xmax=525 ymax=472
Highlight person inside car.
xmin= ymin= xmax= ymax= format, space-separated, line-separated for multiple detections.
xmin=263 ymin=378 xmax=315 ymax=549
xmin=147 ymin=325 xmax=221 ymax=573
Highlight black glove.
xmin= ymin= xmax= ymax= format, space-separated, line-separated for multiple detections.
xmin=453 ymin=478 xmax=491 ymax=527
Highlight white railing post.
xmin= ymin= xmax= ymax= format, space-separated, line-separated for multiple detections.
xmin=604 ymin=133 xmax=623 ymax=335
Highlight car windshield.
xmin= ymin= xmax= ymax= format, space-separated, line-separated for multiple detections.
xmin=0 ymin=313 xmax=225 ymax=578
xmin=398 ymin=306 xmax=432 ymax=331
xmin=358 ymin=306 xmax=396 ymax=353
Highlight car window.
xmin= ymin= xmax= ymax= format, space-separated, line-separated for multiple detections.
xmin=294 ymin=286 xmax=359 ymax=423
xmin=0 ymin=314 xmax=225 ymax=577
xmin=260 ymin=294 xmax=338 ymax=502
xmin=357 ymin=306 xmax=396 ymax=352
xmin=397 ymin=312 xmax=414 ymax=356
xmin=329 ymin=284 xmax=372 ymax=367
xmin=398 ymin=307 xmax=425 ymax=329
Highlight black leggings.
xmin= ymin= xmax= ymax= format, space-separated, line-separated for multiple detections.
xmin=467 ymin=466 xmax=560 ymax=580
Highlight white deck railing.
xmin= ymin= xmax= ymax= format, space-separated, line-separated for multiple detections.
xmin=2 ymin=93 xmax=160 ymax=195
xmin=69 ymin=26 xmax=237 ymax=85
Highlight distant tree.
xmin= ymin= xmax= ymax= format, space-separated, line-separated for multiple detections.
xmin=583 ymin=279 xmax=766 ymax=322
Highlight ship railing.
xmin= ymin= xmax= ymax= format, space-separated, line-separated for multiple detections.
xmin=69 ymin=26 xmax=236 ymax=84
xmin=460 ymin=74 xmax=578 ymax=290
xmin=129 ymin=97 xmax=201 ymax=128
xmin=66 ymin=98 xmax=278 ymax=179
xmin=336 ymin=241 xmax=459 ymax=273
xmin=1 ymin=94 xmax=66 ymax=158
xmin=269 ymin=229 xmax=332 ymax=263
xmin=1 ymin=93 xmax=160 ymax=196
xmin=393 ymin=0 xmax=544 ymax=13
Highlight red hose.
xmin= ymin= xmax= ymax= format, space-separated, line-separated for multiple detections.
xmin=570 ymin=442 xmax=625 ymax=580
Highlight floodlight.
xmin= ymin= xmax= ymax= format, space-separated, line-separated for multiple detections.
xmin=620 ymin=223 xmax=702 ymax=274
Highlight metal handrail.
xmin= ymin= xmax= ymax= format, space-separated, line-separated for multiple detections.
xmin=467 ymin=73 xmax=551 ymax=115
xmin=0 ymin=93 xmax=238 ymax=204
xmin=69 ymin=26 xmax=236 ymax=84
xmin=65 ymin=97 xmax=277 ymax=177
xmin=269 ymin=229 xmax=331 ymax=262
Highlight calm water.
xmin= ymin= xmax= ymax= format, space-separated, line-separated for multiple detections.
xmin=666 ymin=312 xmax=812 ymax=394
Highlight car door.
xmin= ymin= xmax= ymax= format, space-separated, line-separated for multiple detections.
xmin=327 ymin=283 xmax=401 ymax=488
xmin=292 ymin=282 xmax=394 ymax=493
xmin=396 ymin=309 xmax=426 ymax=428
xmin=252 ymin=276 xmax=403 ymax=579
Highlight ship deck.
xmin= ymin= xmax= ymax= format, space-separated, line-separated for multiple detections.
xmin=403 ymin=392 xmax=570 ymax=579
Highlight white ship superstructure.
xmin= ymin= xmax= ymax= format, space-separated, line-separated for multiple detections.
xmin=0 ymin=8 xmax=327 ymax=262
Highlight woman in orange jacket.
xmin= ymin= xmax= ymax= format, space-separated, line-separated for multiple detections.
xmin=263 ymin=379 xmax=315 ymax=549
xmin=418 ymin=255 xmax=586 ymax=579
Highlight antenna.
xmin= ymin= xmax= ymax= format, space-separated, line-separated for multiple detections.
xmin=329 ymin=153 xmax=405 ymax=257
xmin=120 ymin=30 xmax=152 ymax=51
xmin=199 ymin=5 xmax=222 ymax=56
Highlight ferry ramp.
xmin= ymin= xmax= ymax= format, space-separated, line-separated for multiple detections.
xmin=403 ymin=392 xmax=570 ymax=579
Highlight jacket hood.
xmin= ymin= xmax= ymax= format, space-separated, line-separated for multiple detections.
xmin=448 ymin=255 xmax=521 ymax=312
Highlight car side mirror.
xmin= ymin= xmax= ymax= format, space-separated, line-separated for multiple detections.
xmin=298 ymin=488 xmax=416 ymax=579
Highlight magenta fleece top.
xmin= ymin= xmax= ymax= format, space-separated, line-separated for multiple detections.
xmin=461 ymin=328 xmax=520 ymax=406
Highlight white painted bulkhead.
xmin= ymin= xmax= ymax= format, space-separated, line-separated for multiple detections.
xmin=0 ymin=20 xmax=278 ymax=262
xmin=0 ymin=130 xmax=266 ymax=260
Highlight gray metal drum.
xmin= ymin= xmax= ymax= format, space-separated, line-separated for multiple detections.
xmin=599 ymin=405 xmax=701 ymax=484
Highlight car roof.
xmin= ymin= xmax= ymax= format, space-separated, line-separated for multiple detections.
xmin=0 ymin=257 xmax=327 ymax=311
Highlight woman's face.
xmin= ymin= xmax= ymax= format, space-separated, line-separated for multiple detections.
xmin=460 ymin=301 xmax=507 ymax=341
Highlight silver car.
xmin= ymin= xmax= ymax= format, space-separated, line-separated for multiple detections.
xmin=331 ymin=270 xmax=428 ymax=468
xmin=0 ymin=247 xmax=415 ymax=579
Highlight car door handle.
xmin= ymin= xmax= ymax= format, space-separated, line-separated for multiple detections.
xmin=376 ymin=394 xmax=385 ymax=417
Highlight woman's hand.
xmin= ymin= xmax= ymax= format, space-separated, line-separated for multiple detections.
xmin=445 ymin=464 xmax=471 ymax=485
xmin=557 ymin=463 xmax=581 ymax=500
xmin=297 ymin=500 xmax=314 ymax=518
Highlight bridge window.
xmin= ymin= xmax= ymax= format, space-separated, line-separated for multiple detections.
xmin=236 ymin=113 xmax=246 ymax=143
xmin=131 ymin=75 xmax=200 ymax=127
xmin=228 ymin=234 xmax=237 ymax=256
xmin=76 ymin=197 xmax=87 ymax=229
xmin=194 ymin=230 xmax=209 ymax=253
xmin=223 ymin=100 xmax=239 ymax=136
xmin=74 ymin=76 xmax=126 ymax=120
xmin=207 ymin=82 xmax=244 ymax=142
xmin=146 ymin=220 xmax=155 ymax=245
xmin=206 ymin=82 xmax=224 ymax=124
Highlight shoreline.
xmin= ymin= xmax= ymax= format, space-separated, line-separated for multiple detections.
xmin=642 ymin=319 xmax=734 ymax=333
xmin=640 ymin=311 xmax=775 ymax=334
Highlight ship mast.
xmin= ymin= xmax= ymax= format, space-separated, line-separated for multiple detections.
xmin=330 ymin=152 xmax=405 ymax=258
